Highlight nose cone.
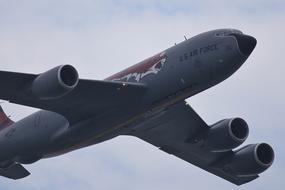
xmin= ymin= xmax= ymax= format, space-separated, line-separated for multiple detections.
xmin=231 ymin=34 xmax=257 ymax=56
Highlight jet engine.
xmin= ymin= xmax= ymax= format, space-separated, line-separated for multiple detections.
xmin=204 ymin=118 xmax=249 ymax=152
xmin=226 ymin=143 xmax=274 ymax=176
xmin=32 ymin=65 xmax=79 ymax=100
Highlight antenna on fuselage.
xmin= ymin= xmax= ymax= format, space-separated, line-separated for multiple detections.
xmin=184 ymin=35 xmax=188 ymax=40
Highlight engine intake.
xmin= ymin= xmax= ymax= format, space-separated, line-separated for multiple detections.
xmin=204 ymin=118 xmax=249 ymax=152
xmin=32 ymin=65 xmax=79 ymax=100
xmin=226 ymin=143 xmax=274 ymax=176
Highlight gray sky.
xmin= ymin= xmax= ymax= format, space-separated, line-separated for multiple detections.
xmin=0 ymin=0 xmax=284 ymax=189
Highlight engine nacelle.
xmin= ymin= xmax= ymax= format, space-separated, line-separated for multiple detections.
xmin=226 ymin=143 xmax=274 ymax=176
xmin=32 ymin=65 xmax=79 ymax=100
xmin=204 ymin=118 xmax=249 ymax=152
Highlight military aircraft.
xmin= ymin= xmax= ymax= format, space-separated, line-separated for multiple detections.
xmin=0 ymin=29 xmax=274 ymax=185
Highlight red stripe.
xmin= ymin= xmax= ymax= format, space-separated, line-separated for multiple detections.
xmin=106 ymin=52 xmax=166 ymax=80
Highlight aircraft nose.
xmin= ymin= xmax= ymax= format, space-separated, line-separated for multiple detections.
xmin=230 ymin=33 xmax=257 ymax=56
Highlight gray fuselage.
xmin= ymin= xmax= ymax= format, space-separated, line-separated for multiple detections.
xmin=0 ymin=29 xmax=254 ymax=165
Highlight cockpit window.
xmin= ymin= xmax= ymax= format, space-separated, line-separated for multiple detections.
xmin=215 ymin=29 xmax=243 ymax=37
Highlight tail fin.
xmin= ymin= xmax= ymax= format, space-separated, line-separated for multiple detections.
xmin=0 ymin=106 xmax=14 ymax=130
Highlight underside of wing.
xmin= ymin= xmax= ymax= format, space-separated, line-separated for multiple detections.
xmin=0 ymin=164 xmax=30 ymax=180
xmin=0 ymin=68 xmax=147 ymax=124
xmin=130 ymin=101 xmax=274 ymax=185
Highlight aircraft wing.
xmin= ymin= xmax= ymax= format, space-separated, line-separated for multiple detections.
xmin=131 ymin=101 xmax=258 ymax=185
xmin=0 ymin=164 xmax=30 ymax=179
xmin=0 ymin=70 xmax=147 ymax=124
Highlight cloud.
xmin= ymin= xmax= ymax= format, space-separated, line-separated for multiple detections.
xmin=0 ymin=1 xmax=284 ymax=190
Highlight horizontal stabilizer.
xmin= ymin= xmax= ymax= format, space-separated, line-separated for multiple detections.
xmin=0 ymin=106 xmax=14 ymax=130
xmin=0 ymin=164 xmax=30 ymax=180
